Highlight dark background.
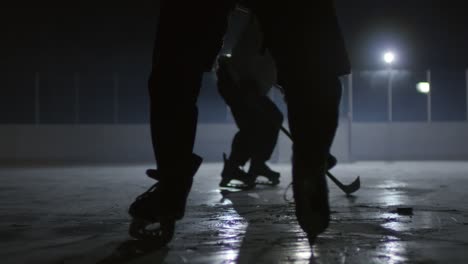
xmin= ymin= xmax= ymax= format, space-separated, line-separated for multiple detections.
xmin=1 ymin=0 xmax=467 ymax=123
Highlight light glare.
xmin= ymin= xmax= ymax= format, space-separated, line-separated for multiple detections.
xmin=383 ymin=52 xmax=395 ymax=64
xmin=417 ymin=82 xmax=430 ymax=94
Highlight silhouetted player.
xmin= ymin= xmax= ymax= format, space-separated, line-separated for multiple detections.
xmin=128 ymin=0 xmax=350 ymax=246
xmin=217 ymin=11 xmax=283 ymax=189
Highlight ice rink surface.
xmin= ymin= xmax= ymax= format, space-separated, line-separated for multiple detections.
xmin=1 ymin=161 xmax=468 ymax=263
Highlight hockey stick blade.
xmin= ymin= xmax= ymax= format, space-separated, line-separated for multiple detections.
xmin=326 ymin=171 xmax=360 ymax=195
xmin=280 ymin=125 xmax=360 ymax=195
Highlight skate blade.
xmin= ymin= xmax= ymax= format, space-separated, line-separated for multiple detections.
xmin=219 ymin=181 xmax=255 ymax=190
xmin=307 ymin=234 xmax=317 ymax=246
xmin=129 ymin=218 xmax=152 ymax=240
xmin=255 ymin=181 xmax=278 ymax=186
xmin=255 ymin=180 xmax=280 ymax=186
xmin=255 ymin=176 xmax=280 ymax=186
xmin=129 ymin=218 xmax=175 ymax=244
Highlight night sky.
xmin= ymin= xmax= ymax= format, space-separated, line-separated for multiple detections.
xmin=1 ymin=1 xmax=468 ymax=123
xmin=1 ymin=0 xmax=468 ymax=70
xmin=338 ymin=0 xmax=468 ymax=69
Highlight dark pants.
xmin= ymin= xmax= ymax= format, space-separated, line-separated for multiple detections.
xmin=218 ymin=77 xmax=283 ymax=166
xmin=149 ymin=0 xmax=342 ymax=183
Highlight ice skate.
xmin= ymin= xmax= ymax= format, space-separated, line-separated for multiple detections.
xmin=128 ymin=154 xmax=203 ymax=245
xmin=248 ymin=162 xmax=280 ymax=186
xmin=219 ymin=153 xmax=256 ymax=190
xmin=293 ymin=164 xmax=330 ymax=246
xmin=146 ymin=168 xmax=160 ymax=181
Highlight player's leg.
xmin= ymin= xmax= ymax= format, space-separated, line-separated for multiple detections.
xmin=129 ymin=0 xmax=235 ymax=242
xmin=255 ymin=7 xmax=342 ymax=244
xmin=217 ymin=56 xmax=257 ymax=189
xmin=248 ymin=94 xmax=283 ymax=185
xmin=285 ymin=72 xmax=342 ymax=240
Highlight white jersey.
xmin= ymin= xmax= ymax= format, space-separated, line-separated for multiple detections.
xmin=223 ymin=8 xmax=277 ymax=95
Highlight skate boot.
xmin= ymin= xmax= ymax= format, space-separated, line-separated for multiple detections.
xmin=293 ymin=163 xmax=330 ymax=246
xmin=146 ymin=168 xmax=161 ymax=181
xmin=327 ymin=155 xmax=337 ymax=170
xmin=128 ymin=154 xmax=203 ymax=245
xmin=219 ymin=153 xmax=256 ymax=190
xmin=248 ymin=162 xmax=280 ymax=185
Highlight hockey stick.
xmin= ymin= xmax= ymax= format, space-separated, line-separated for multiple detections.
xmin=279 ymin=126 xmax=360 ymax=195
xmin=217 ymin=57 xmax=359 ymax=194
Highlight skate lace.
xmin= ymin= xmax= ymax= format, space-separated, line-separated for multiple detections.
xmin=136 ymin=182 xmax=159 ymax=201
xmin=283 ymin=181 xmax=294 ymax=203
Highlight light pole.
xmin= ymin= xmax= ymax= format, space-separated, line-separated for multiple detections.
xmin=383 ymin=51 xmax=395 ymax=122
xmin=416 ymin=73 xmax=432 ymax=122
xmin=426 ymin=70 xmax=432 ymax=123
xmin=74 ymin=72 xmax=80 ymax=124
xmin=34 ymin=72 xmax=40 ymax=125
xmin=113 ymin=73 xmax=119 ymax=124
xmin=466 ymin=69 xmax=468 ymax=121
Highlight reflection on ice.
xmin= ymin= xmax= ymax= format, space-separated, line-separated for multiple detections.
xmin=223 ymin=248 xmax=240 ymax=263
xmin=296 ymin=250 xmax=312 ymax=260
xmin=378 ymin=238 xmax=407 ymax=264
